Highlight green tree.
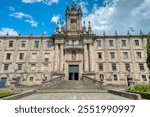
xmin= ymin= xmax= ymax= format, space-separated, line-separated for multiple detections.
xmin=147 ymin=34 xmax=150 ymax=69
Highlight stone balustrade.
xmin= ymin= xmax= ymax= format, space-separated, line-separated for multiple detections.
xmin=83 ymin=75 xmax=105 ymax=89
xmin=40 ymin=75 xmax=64 ymax=89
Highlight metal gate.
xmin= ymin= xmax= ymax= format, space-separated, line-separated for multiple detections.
xmin=0 ymin=77 xmax=7 ymax=88
xmin=69 ymin=65 xmax=79 ymax=80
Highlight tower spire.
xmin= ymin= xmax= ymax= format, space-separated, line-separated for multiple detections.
xmin=71 ymin=1 xmax=76 ymax=12
xmin=78 ymin=5 xmax=82 ymax=16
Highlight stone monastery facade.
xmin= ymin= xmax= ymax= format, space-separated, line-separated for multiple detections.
xmin=0 ymin=2 xmax=149 ymax=87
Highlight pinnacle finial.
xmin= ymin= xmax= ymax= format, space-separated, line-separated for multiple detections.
xmin=83 ymin=21 xmax=86 ymax=33
xmin=71 ymin=1 xmax=76 ymax=12
xmin=30 ymin=32 xmax=33 ymax=36
xmin=115 ymin=30 xmax=117 ymax=35
xmin=140 ymin=30 xmax=143 ymax=35
xmin=127 ymin=30 xmax=130 ymax=35
xmin=56 ymin=22 xmax=60 ymax=33
xmin=88 ymin=21 xmax=91 ymax=34
xmin=6 ymin=31 xmax=9 ymax=36
xmin=103 ymin=31 xmax=105 ymax=36
xmin=42 ymin=32 xmax=45 ymax=36
xmin=78 ymin=5 xmax=82 ymax=15
xmin=18 ymin=33 xmax=21 ymax=36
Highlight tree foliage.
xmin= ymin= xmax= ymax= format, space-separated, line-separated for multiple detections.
xmin=146 ymin=34 xmax=150 ymax=69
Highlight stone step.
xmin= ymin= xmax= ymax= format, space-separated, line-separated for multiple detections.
xmin=46 ymin=80 xmax=99 ymax=90
xmin=37 ymin=89 xmax=107 ymax=93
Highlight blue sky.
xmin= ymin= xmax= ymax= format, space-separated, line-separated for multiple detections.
xmin=0 ymin=0 xmax=150 ymax=36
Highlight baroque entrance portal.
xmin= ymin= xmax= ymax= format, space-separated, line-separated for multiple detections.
xmin=69 ymin=65 xmax=79 ymax=80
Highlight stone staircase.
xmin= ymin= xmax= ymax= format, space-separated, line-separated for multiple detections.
xmin=38 ymin=80 xmax=107 ymax=93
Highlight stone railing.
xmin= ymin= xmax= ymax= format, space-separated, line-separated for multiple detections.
xmin=64 ymin=45 xmax=83 ymax=50
xmin=83 ymin=75 xmax=105 ymax=89
xmin=40 ymin=75 xmax=64 ymax=89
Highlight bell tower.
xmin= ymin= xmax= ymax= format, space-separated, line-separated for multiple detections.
xmin=65 ymin=1 xmax=83 ymax=35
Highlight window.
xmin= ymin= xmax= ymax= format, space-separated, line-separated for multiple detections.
xmin=136 ymin=52 xmax=142 ymax=58
xmin=109 ymin=40 xmax=114 ymax=47
xmin=125 ymin=63 xmax=130 ymax=71
xmin=6 ymin=53 xmax=11 ymax=60
xmin=79 ymin=40 xmax=82 ymax=45
xmin=9 ymin=41 xmax=13 ymax=47
xmin=142 ymin=75 xmax=147 ymax=81
xmin=123 ymin=52 xmax=128 ymax=59
xmin=122 ymin=40 xmax=127 ymax=47
xmin=29 ymin=77 xmax=34 ymax=81
xmin=110 ymin=52 xmax=115 ymax=59
xmin=4 ymin=64 xmax=9 ymax=71
xmin=112 ymin=63 xmax=117 ymax=71
xmin=72 ymin=40 xmax=75 ymax=46
xmin=45 ymin=53 xmax=50 ymax=55
xmin=139 ymin=63 xmax=144 ymax=71
xmin=21 ymin=41 xmax=26 ymax=48
xmin=135 ymin=40 xmax=139 ymax=46
xmin=31 ymin=64 xmax=35 ymax=67
xmin=18 ymin=64 xmax=22 ymax=70
xmin=97 ymin=40 xmax=101 ymax=47
xmin=34 ymin=41 xmax=39 ymax=48
xmin=19 ymin=53 xmax=24 ymax=60
xmin=98 ymin=53 xmax=102 ymax=59
xmin=114 ymin=75 xmax=118 ymax=81
xmin=44 ymin=58 xmax=49 ymax=63
xmin=99 ymin=63 xmax=103 ymax=71
xmin=66 ymin=40 xmax=69 ymax=45
xmin=32 ymin=53 xmax=37 ymax=55
xmin=47 ymin=41 xmax=53 ymax=48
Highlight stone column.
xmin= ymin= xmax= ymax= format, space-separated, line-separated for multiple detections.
xmin=60 ymin=44 xmax=64 ymax=72
xmin=54 ymin=44 xmax=58 ymax=72
xmin=89 ymin=44 xmax=94 ymax=72
xmin=84 ymin=44 xmax=89 ymax=72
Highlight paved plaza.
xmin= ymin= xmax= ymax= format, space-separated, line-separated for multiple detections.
xmin=19 ymin=92 xmax=130 ymax=100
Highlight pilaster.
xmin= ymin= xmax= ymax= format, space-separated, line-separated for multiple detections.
xmin=84 ymin=44 xmax=89 ymax=72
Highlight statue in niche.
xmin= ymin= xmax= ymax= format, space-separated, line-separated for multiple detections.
xmin=72 ymin=50 xmax=76 ymax=60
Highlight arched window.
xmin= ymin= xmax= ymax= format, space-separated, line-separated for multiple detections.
xmin=142 ymin=75 xmax=147 ymax=81
xmin=29 ymin=77 xmax=34 ymax=81
xmin=114 ymin=74 xmax=118 ymax=81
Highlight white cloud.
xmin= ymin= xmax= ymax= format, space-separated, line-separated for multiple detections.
xmin=83 ymin=0 xmax=150 ymax=35
xmin=10 ymin=12 xmax=32 ymax=19
xmin=25 ymin=19 xmax=38 ymax=27
xmin=22 ymin=0 xmax=59 ymax=5
xmin=0 ymin=28 xmax=18 ymax=36
xmin=51 ymin=15 xmax=60 ymax=24
xmin=79 ymin=1 xmax=89 ymax=15
xmin=10 ymin=12 xmax=38 ymax=27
